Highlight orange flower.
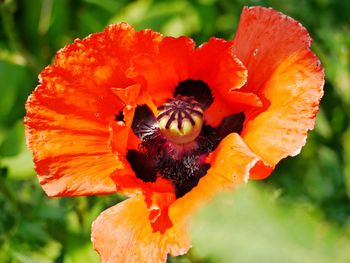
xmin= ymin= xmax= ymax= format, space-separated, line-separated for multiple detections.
xmin=25 ymin=7 xmax=324 ymax=263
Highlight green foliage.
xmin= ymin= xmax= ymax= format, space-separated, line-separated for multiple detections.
xmin=190 ymin=183 xmax=350 ymax=263
xmin=0 ymin=0 xmax=349 ymax=262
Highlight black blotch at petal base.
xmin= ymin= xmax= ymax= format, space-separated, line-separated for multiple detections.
xmin=216 ymin=112 xmax=245 ymax=140
xmin=174 ymin=163 xmax=211 ymax=198
xmin=174 ymin=79 xmax=214 ymax=109
xmin=131 ymin=105 xmax=158 ymax=141
xmin=126 ymin=150 xmax=158 ymax=182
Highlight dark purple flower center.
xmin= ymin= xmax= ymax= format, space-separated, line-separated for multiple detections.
xmin=126 ymin=79 xmax=245 ymax=198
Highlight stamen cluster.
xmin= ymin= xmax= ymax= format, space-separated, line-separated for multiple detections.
xmin=129 ymin=81 xmax=245 ymax=197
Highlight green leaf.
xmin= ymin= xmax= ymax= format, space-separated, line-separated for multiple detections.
xmin=0 ymin=60 xmax=31 ymax=126
xmin=109 ymin=0 xmax=200 ymax=36
xmin=83 ymin=0 xmax=128 ymax=13
xmin=0 ymin=120 xmax=25 ymax=157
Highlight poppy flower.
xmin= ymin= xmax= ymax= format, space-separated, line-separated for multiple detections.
xmin=25 ymin=6 xmax=324 ymax=263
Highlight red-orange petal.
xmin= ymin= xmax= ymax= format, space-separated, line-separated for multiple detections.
xmin=25 ymin=23 xmax=163 ymax=196
xmin=192 ymin=38 xmax=253 ymax=126
xmin=233 ymin=7 xmax=324 ymax=177
xmin=127 ymin=36 xmax=195 ymax=106
xmin=109 ymin=84 xmax=141 ymax=156
xmin=55 ymin=23 xmax=162 ymax=89
xmin=92 ymin=195 xmax=190 ymax=263
xmin=193 ymin=38 xmax=246 ymax=94
xmin=111 ymin=162 xmax=177 ymax=233
xmin=25 ymin=67 xmax=122 ymax=196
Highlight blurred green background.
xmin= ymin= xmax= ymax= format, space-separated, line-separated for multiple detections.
xmin=0 ymin=0 xmax=350 ymax=262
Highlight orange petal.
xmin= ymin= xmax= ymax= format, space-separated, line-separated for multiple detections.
xmin=233 ymin=7 xmax=324 ymax=173
xmin=128 ymin=36 xmax=195 ymax=105
xmin=25 ymin=69 xmax=123 ymax=196
xmin=25 ymin=23 xmax=163 ymax=196
xmin=192 ymin=38 xmax=253 ymax=126
xmin=225 ymin=90 xmax=263 ymax=108
xmin=92 ymin=195 xmax=190 ymax=263
xmin=148 ymin=191 xmax=176 ymax=233
xmin=109 ymin=84 xmax=141 ymax=155
xmin=193 ymin=38 xmax=247 ymax=94
xmin=111 ymin=163 xmax=177 ymax=234
xmin=56 ymin=23 xmax=163 ymax=89
xmin=109 ymin=84 xmax=159 ymax=155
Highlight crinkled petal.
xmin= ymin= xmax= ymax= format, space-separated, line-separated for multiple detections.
xmin=109 ymin=84 xmax=141 ymax=156
xmin=56 ymin=23 xmax=162 ymax=88
xmin=25 ymin=23 xmax=163 ymax=196
xmin=92 ymin=195 xmax=190 ymax=263
xmin=25 ymin=68 xmax=122 ymax=196
xmin=128 ymin=36 xmax=195 ymax=105
xmin=233 ymin=7 xmax=324 ymax=178
xmin=193 ymin=38 xmax=255 ymax=126
xmin=193 ymin=38 xmax=247 ymax=94
xmin=111 ymin=163 xmax=177 ymax=233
